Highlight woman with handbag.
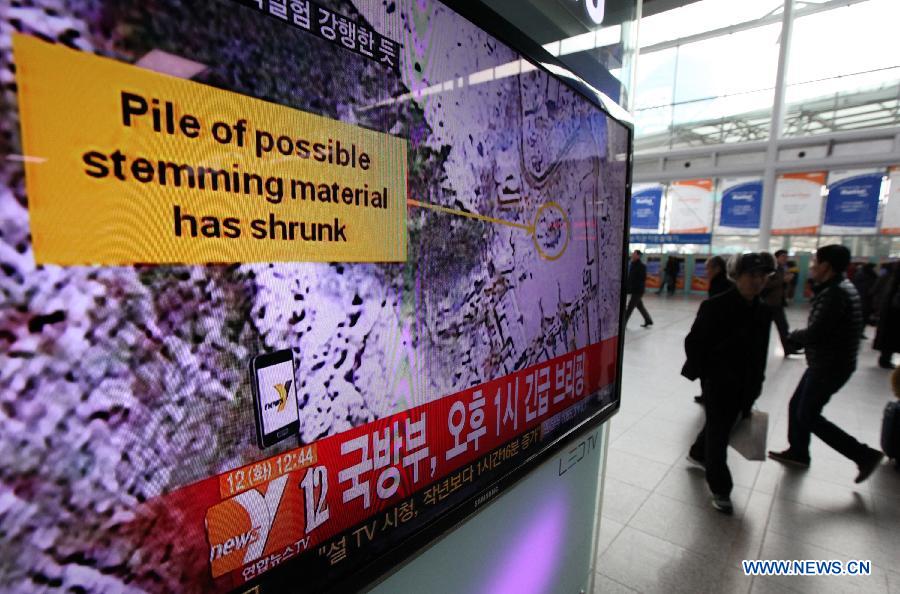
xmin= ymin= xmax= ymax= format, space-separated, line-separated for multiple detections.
xmin=682 ymin=252 xmax=775 ymax=514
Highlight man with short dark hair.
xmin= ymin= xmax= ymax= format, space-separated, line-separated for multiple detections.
xmin=658 ymin=254 xmax=680 ymax=296
xmin=625 ymin=250 xmax=653 ymax=328
xmin=693 ymin=255 xmax=734 ymax=405
xmin=706 ymin=255 xmax=733 ymax=298
xmin=763 ymin=249 xmax=800 ymax=356
xmin=769 ymin=245 xmax=884 ymax=483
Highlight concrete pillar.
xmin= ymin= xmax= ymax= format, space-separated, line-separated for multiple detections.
xmin=758 ymin=0 xmax=795 ymax=251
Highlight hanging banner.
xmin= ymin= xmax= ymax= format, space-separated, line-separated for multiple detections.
xmin=691 ymin=256 xmax=710 ymax=292
xmin=667 ymin=179 xmax=713 ymax=234
xmin=630 ymin=184 xmax=663 ymax=231
xmin=629 ymin=233 xmax=711 ymax=245
xmin=821 ymin=170 xmax=883 ymax=235
xmin=881 ymin=167 xmax=900 ymax=235
xmin=718 ymin=178 xmax=762 ymax=235
xmin=772 ymin=172 xmax=826 ymax=235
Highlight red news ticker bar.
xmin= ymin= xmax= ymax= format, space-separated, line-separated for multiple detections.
xmin=157 ymin=337 xmax=617 ymax=590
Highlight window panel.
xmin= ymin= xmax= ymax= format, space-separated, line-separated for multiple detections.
xmin=672 ymin=24 xmax=780 ymax=104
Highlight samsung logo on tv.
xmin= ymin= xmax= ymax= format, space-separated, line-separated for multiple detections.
xmin=474 ymin=486 xmax=500 ymax=508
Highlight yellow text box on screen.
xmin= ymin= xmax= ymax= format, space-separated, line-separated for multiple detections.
xmin=14 ymin=34 xmax=407 ymax=265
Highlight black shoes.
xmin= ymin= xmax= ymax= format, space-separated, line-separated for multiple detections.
xmin=642 ymin=321 xmax=653 ymax=327
xmin=855 ymin=448 xmax=885 ymax=484
xmin=767 ymin=447 xmax=884 ymax=483
xmin=767 ymin=449 xmax=810 ymax=468
xmin=686 ymin=453 xmax=706 ymax=469
xmin=710 ymin=493 xmax=733 ymax=515
xmin=693 ymin=395 xmax=705 ymax=405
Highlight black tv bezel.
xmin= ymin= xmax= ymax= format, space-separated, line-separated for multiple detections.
xmin=242 ymin=1 xmax=634 ymax=592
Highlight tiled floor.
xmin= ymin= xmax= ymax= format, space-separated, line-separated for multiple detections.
xmin=596 ymin=294 xmax=900 ymax=594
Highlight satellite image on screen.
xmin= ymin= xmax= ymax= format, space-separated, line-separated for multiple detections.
xmin=0 ymin=1 xmax=628 ymax=591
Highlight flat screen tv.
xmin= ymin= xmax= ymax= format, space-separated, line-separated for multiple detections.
xmin=1 ymin=0 xmax=632 ymax=592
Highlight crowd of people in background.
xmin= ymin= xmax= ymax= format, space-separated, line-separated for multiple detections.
xmin=625 ymin=246 xmax=890 ymax=514
xmin=860 ymin=261 xmax=900 ymax=369
xmin=625 ymin=250 xmax=900 ymax=370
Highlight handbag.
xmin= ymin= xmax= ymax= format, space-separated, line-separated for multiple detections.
xmin=729 ymin=409 xmax=768 ymax=461
xmin=680 ymin=360 xmax=699 ymax=381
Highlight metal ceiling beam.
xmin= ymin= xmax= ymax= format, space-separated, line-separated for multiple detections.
xmin=639 ymin=0 xmax=870 ymax=55
xmin=635 ymin=125 xmax=900 ymax=159
xmin=632 ymin=126 xmax=900 ymax=183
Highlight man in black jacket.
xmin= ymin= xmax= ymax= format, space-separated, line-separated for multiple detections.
xmin=684 ymin=253 xmax=775 ymax=514
xmin=762 ymin=249 xmax=801 ymax=356
xmin=658 ymin=255 xmax=680 ymax=295
xmin=769 ymin=245 xmax=884 ymax=482
xmin=693 ymin=256 xmax=735 ymax=405
xmin=706 ymin=255 xmax=733 ymax=298
xmin=625 ymin=250 xmax=653 ymax=327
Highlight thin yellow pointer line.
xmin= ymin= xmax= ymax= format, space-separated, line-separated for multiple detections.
xmin=407 ymin=199 xmax=534 ymax=233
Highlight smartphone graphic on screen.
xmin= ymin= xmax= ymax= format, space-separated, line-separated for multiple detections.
xmin=250 ymin=349 xmax=299 ymax=448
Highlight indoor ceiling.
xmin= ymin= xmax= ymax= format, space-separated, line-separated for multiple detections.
xmin=479 ymin=0 xmax=702 ymax=45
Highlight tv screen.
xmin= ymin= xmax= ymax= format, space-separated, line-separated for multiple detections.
xmin=1 ymin=1 xmax=631 ymax=592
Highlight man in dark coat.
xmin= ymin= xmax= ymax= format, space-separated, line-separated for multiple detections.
xmin=870 ymin=263 xmax=894 ymax=324
xmin=851 ymin=262 xmax=877 ymax=326
xmin=762 ymin=249 xmax=801 ymax=356
xmin=625 ymin=250 xmax=653 ymax=328
xmin=874 ymin=263 xmax=900 ymax=369
xmin=769 ymin=245 xmax=884 ymax=483
xmin=693 ymin=255 xmax=734 ymax=405
xmin=707 ymin=255 xmax=733 ymax=298
xmin=683 ymin=252 xmax=775 ymax=514
xmin=658 ymin=255 xmax=680 ymax=296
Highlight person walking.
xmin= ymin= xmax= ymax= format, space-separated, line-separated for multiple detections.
xmin=658 ymin=255 xmax=680 ymax=296
xmin=683 ymin=253 xmax=775 ymax=514
xmin=707 ymin=255 xmax=733 ymax=298
xmin=851 ymin=262 xmax=877 ymax=327
xmin=625 ymin=250 xmax=653 ymax=328
xmin=875 ymin=263 xmax=900 ymax=369
xmin=693 ymin=255 xmax=734 ymax=405
xmin=768 ymin=245 xmax=885 ymax=483
xmin=786 ymin=260 xmax=800 ymax=301
xmin=762 ymin=250 xmax=801 ymax=356
xmin=870 ymin=263 xmax=894 ymax=324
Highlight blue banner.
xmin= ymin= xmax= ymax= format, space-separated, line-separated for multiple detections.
xmin=693 ymin=259 xmax=707 ymax=279
xmin=824 ymin=174 xmax=882 ymax=228
xmin=720 ymin=181 xmax=762 ymax=229
xmin=630 ymin=187 xmax=662 ymax=230
xmin=629 ymin=233 xmax=712 ymax=245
